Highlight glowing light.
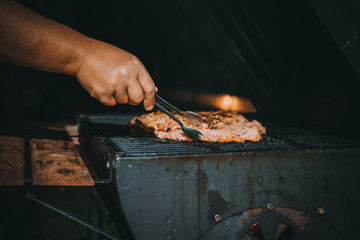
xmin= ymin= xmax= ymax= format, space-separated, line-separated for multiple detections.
xmin=157 ymin=89 xmax=257 ymax=113
xmin=223 ymin=95 xmax=233 ymax=107
xmin=213 ymin=94 xmax=256 ymax=112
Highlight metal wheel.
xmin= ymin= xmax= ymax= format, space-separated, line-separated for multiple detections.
xmin=200 ymin=207 xmax=342 ymax=240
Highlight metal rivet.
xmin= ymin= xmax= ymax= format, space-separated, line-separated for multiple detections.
xmin=165 ymin=216 xmax=172 ymax=224
xmin=279 ymin=177 xmax=285 ymax=183
xmin=258 ymin=177 xmax=262 ymax=183
xmin=267 ymin=203 xmax=273 ymax=211
xmin=214 ymin=214 xmax=221 ymax=222
xmin=164 ymin=233 xmax=171 ymax=240
xmin=317 ymin=208 xmax=325 ymax=215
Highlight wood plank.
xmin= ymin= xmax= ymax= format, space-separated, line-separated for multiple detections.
xmin=30 ymin=139 xmax=94 ymax=186
xmin=65 ymin=125 xmax=79 ymax=136
xmin=0 ymin=136 xmax=24 ymax=185
xmin=65 ymin=125 xmax=80 ymax=145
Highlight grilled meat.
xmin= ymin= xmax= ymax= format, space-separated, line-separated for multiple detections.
xmin=129 ymin=110 xmax=266 ymax=142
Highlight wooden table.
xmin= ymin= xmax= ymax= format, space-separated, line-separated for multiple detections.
xmin=0 ymin=125 xmax=94 ymax=186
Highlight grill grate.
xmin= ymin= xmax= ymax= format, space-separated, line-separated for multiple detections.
xmin=101 ymin=124 xmax=360 ymax=157
xmin=102 ymin=136 xmax=295 ymax=157
xmin=78 ymin=115 xmax=360 ymax=157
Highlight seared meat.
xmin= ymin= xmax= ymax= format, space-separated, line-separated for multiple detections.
xmin=129 ymin=110 xmax=266 ymax=142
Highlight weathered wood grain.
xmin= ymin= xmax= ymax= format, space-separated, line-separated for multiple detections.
xmin=30 ymin=139 xmax=94 ymax=186
xmin=0 ymin=136 xmax=24 ymax=185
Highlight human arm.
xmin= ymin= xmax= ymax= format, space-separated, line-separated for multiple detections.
xmin=0 ymin=0 xmax=156 ymax=110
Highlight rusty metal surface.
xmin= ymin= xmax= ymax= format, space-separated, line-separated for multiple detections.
xmin=78 ymin=114 xmax=360 ymax=240
xmin=110 ymin=150 xmax=359 ymax=240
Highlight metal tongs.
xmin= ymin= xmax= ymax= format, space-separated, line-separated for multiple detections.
xmin=154 ymin=94 xmax=203 ymax=140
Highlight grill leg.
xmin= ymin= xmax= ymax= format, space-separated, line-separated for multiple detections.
xmin=88 ymin=189 xmax=105 ymax=240
xmin=87 ymin=187 xmax=134 ymax=240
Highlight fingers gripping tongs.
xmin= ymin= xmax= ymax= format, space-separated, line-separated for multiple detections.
xmin=154 ymin=94 xmax=202 ymax=140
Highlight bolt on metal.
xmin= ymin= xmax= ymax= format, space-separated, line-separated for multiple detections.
xmin=164 ymin=233 xmax=171 ymax=240
xmin=317 ymin=207 xmax=325 ymax=215
xmin=257 ymin=177 xmax=262 ymax=183
xmin=165 ymin=216 xmax=172 ymax=224
xmin=214 ymin=214 xmax=221 ymax=222
xmin=267 ymin=203 xmax=274 ymax=211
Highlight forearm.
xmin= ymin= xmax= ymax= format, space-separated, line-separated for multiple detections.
xmin=0 ymin=0 xmax=156 ymax=110
xmin=0 ymin=0 xmax=86 ymax=76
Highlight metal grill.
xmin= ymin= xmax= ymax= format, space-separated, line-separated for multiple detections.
xmin=78 ymin=114 xmax=360 ymax=240
xmin=98 ymin=123 xmax=360 ymax=157
xmin=101 ymin=136 xmax=292 ymax=157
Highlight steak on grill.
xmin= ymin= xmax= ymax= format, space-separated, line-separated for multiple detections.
xmin=128 ymin=110 xmax=266 ymax=142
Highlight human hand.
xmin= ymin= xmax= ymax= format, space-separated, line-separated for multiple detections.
xmin=75 ymin=38 xmax=156 ymax=110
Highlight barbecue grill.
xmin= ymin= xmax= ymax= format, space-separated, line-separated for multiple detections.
xmin=78 ymin=113 xmax=360 ymax=240
xmin=1 ymin=0 xmax=360 ymax=239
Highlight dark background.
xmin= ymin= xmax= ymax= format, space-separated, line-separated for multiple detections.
xmin=1 ymin=1 xmax=360 ymax=239
xmin=1 ymin=0 xmax=359 ymax=137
